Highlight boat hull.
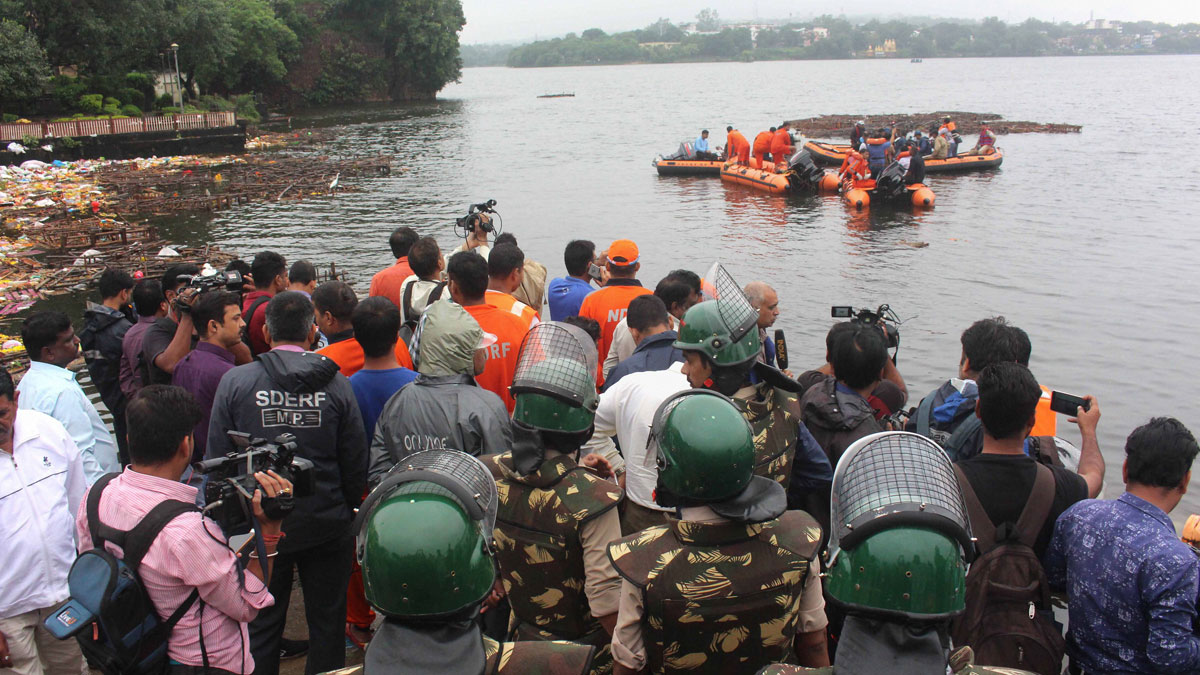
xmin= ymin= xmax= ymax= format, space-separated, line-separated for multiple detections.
xmin=805 ymin=141 xmax=1003 ymax=173
xmin=654 ymin=159 xmax=724 ymax=176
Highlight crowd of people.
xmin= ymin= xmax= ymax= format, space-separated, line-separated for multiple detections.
xmin=2 ymin=223 xmax=1197 ymax=675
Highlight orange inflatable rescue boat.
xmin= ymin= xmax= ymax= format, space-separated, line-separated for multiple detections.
xmin=806 ymin=140 xmax=1003 ymax=173
xmin=720 ymin=150 xmax=840 ymax=195
xmin=841 ymin=163 xmax=935 ymax=210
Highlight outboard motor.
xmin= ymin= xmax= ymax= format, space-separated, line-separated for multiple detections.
xmin=787 ymin=150 xmax=827 ymax=191
xmin=662 ymin=141 xmax=696 ymax=161
xmin=873 ymin=162 xmax=908 ymax=201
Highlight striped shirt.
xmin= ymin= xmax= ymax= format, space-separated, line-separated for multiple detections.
xmin=485 ymin=290 xmax=540 ymax=329
xmin=76 ymin=468 xmax=273 ymax=674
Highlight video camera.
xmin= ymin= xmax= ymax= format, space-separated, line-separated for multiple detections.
xmin=454 ymin=199 xmax=502 ymax=239
xmin=173 ymin=270 xmax=245 ymax=314
xmin=831 ymin=304 xmax=901 ymax=349
xmin=197 ymin=431 xmax=314 ymax=534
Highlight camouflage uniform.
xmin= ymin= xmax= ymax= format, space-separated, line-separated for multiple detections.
xmin=320 ymin=636 xmax=594 ymax=675
xmin=735 ymin=381 xmax=800 ymax=490
xmin=607 ymin=510 xmax=823 ymax=673
xmin=758 ymin=666 xmax=1037 ymax=674
xmin=485 ymin=452 xmax=624 ymax=675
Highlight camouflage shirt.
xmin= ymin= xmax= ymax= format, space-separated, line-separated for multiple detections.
xmin=320 ymin=636 xmax=595 ymax=675
xmin=485 ymin=452 xmax=624 ymax=672
xmin=608 ymin=510 xmax=823 ymax=673
xmin=757 ymin=666 xmax=1037 ymax=674
xmin=735 ymin=381 xmax=800 ymax=490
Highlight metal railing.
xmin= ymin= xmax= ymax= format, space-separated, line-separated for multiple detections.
xmin=1 ymin=112 xmax=237 ymax=142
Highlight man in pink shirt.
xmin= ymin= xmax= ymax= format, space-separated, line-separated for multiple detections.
xmin=76 ymin=385 xmax=290 ymax=675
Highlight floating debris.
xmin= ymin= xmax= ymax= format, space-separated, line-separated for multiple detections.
xmin=790 ymin=112 xmax=1082 ymax=138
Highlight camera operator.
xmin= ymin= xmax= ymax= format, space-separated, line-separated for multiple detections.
xmin=142 ymin=265 xmax=253 ymax=387
xmin=454 ymin=212 xmax=494 ymax=261
xmin=76 ymin=385 xmax=286 ymax=675
xmin=796 ymin=321 xmax=908 ymax=420
xmin=205 ymin=291 xmax=366 ymax=675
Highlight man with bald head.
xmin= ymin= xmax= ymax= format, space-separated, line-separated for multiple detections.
xmin=745 ymin=281 xmax=781 ymax=368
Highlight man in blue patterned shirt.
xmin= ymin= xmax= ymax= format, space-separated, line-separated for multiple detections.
xmin=1045 ymin=417 xmax=1200 ymax=674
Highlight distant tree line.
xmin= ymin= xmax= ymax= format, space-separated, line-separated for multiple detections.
xmin=0 ymin=0 xmax=466 ymax=118
xmin=501 ymin=14 xmax=1200 ymax=68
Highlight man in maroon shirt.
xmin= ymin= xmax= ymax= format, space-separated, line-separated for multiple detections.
xmin=243 ymin=251 xmax=288 ymax=356
xmin=172 ymin=291 xmax=244 ymax=462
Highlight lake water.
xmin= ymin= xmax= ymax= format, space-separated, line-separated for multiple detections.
xmin=174 ymin=55 xmax=1200 ymax=515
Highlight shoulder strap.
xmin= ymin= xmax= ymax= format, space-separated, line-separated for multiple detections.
xmin=944 ymin=415 xmax=982 ymax=460
xmin=953 ymin=464 xmax=996 ymax=552
xmin=1031 ymin=436 xmax=1064 ymax=468
xmin=122 ymin=499 xmax=200 ymax=571
xmin=429 ymin=282 xmax=446 ymax=303
xmin=86 ymin=473 xmax=122 ymax=547
xmin=245 ymin=296 xmax=272 ymax=354
xmin=1013 ymin=464 xmax=1055 ymax=549
xmin=916 ymin=394 xmax=935 ymax=437
xmin=401 ymin=279 xmax=417 ymax=323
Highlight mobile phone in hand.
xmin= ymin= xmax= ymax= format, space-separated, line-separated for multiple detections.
xmin=1049 ymin=391 xmax=1090 ymax=415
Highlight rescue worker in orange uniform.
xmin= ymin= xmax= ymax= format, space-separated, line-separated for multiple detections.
xmin=752 ymin=127 xmax=776 ymax=168
xmin=725 ymin=125 xmax=750 ymax=165
xmin=578 ymin=239 xmax=652 ymax=387
xmin=769 ymin=121 xmax=794 ymax=171
xmin=839 ymin=149 xmax=869 ymax=182
xmin=446 ymin=250 xmax=531 ymax=412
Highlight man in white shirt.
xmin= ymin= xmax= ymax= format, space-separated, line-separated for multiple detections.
xmin=17 ymin=311 xmax=118 ymax=483
xmin=591 ymin=361 xmax=688 ymax=535
xmin=0 ymin=368 xmax=89 ymax=674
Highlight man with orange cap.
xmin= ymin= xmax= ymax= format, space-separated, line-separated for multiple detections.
xmin=578 ymin=240 xmax=652 ymax=386
xmin=769 ymin=122 xmax=794 ymax=171
xmin=725 ymin=126 xmax=750 ymax=165
xmin=752 ymin=127 xmax=776 ymax=168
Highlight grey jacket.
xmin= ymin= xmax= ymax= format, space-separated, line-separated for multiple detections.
xmin=206 ymin=349 xmax=367 ymax=553
xmin=368 ymin=373 xmax=512 ymax=485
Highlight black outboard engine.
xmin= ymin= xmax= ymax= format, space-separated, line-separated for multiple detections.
xmin=873 ymin=162 xmax=908 ymax=201
xmin=662 ymin=141 xmax=696 ymax=161
xmin=787 ymin=150 xmax=827 ymax=191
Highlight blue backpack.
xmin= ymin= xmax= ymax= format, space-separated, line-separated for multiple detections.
xmin=43 ymin=473 xmax=200 ymax=675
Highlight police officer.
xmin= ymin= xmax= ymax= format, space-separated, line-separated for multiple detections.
xmin=672 ymin=264 xmax=833 ymax=525
xmin=347 ymin=450 xmax=595 ymax=675
xmin=485 ymin=322 xmax=624 ymax=674
xmin=757 ymin=432 xmax=1035 ymax=675
xmin=607 ymin=390 xmax=830 ymax=674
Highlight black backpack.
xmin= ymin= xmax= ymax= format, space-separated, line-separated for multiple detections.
xmin=950 ymin=463 xmax=1066 ymax=674
xmin=398 ymin=279 xmax=446 ymax=344
xmin=43 ymin=473 xmax=201 ymax=675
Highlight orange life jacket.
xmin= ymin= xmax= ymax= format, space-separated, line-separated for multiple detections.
xmin=752 ymin=132 xmax=773 ymax=154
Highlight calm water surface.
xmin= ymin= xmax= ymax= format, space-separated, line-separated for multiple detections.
xmin=186 ymin=55 xmax=1199 ymax=514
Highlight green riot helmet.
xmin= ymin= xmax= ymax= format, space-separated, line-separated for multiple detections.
xmin=355 ymin=450 xmax=498 ymax=620
xmin=510 ymin=322 xmax=599 ymax=473
xmin=673 ymin=264 xmax=760 ymax=393
xmin=825 ymin=432 xmax=973 ymax=620
xmin=649 ymin=389 xmax=786 ymax=522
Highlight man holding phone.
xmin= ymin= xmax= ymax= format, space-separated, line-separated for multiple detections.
xmin=547 ymin=240 xmax=598 ymax=321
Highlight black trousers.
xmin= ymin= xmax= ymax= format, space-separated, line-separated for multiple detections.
xmin=250 ymin=535 xmax=354 ymax=675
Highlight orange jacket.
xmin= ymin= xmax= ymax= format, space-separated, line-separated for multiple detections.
xmin=726 ymin=130 xmax=749 ymax=155
xmin=485 ymin=290 xmax=539 ymax=329
xmin=368 ymin=257 xmax=413 ymax=306
xmin=578 ymin=282 xmax=653 ymax=381
xmin=770 ymin=128 xmax=793 ymax=157
xmin=317 ymin=335 xmax=414 ymax=378
xmin=839 ymin=151 xmax=867 ymax=178
xmin=752 ymin=131 xmax=773 ymax=154
xmin=463 ymin=303 xmax=530 ymax=412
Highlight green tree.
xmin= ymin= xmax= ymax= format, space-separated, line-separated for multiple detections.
xmin=0 ymin=19 xmax=50 ymax=112
xmin=581 ymin=27 xmax=606 ymax=40
xmin=337 ymin=0 xmax=465 ymax=100
xmin=170 ymin=0 xmax=237 ymax=97
xmin=218 ymin=0 xmax=298 ymax=93
xmin=696 ymin=8 xmax=719 ymax=31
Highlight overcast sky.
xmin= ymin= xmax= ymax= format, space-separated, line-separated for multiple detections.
xmin=459 ymin=0 xmax=1200 ymax=44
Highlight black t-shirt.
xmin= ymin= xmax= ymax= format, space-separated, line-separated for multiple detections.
xmin=140 ymin=317 xmax=197 ymax=386
xmin=955 ymin=452 xmax=1088 ymax=560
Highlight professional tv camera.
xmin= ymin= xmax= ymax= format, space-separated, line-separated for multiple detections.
xmin=454 ymin=199 xmax=503 ymax=239
xmin=197 ymin=431 xmax=314 ymax=534
xmin=173 ymin=268 xmax=245 ymax=314
xmin=831 ymin=303 xmax=904 ymax=362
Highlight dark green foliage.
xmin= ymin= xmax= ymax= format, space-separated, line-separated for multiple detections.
xmin=77 ymin=93 xmax=104 ymax=114
xmin=0 ymin=19 xmax=50 ymax=111
xmin=120 ymin=103 xmax=142 ymax=116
